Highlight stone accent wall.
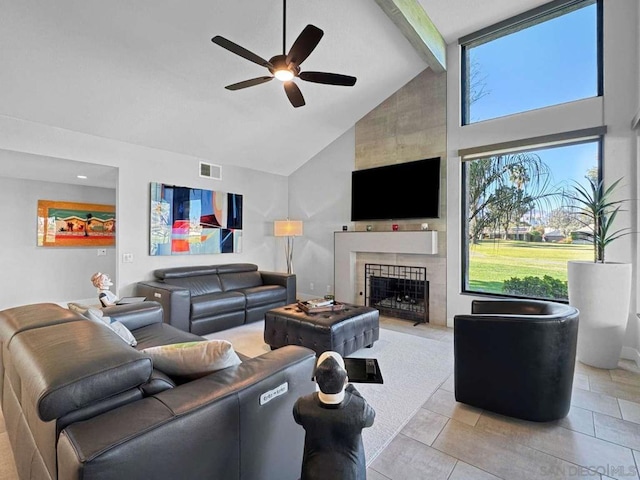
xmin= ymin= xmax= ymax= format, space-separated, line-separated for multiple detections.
xmin=353 ymin=67 xmax=447 ymax=325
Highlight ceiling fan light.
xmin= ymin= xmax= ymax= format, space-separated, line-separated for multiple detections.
xmin=274 ymin=69 xmax=294 ymax=81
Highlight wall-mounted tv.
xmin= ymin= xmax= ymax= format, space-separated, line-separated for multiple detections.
xmin=351 ymin=157 xmax=440 ymax=221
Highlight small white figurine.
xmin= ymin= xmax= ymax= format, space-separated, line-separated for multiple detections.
xmin=90 ymin=272 xmax=118 ymax=307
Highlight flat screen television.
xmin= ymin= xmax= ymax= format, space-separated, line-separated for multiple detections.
xmin=351 ymin=157 xmax=440 ymax=221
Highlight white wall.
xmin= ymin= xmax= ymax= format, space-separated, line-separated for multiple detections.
xmin=0 ymin=176 xmax=116 ymax=309
xmin=446 ymin=1 xmax=640 ymax=356
xmin=288 ymin=128 xmax=355 ymax=299
xmin=0 ymin=115 xmax=289 ymax=300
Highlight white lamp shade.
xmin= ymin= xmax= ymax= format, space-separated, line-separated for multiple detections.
xmin=274 ymin=220 xmax=303 ymax=237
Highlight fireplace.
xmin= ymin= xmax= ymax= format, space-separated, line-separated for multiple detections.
xmin=365 ymin=264 xmax=428 ymax=324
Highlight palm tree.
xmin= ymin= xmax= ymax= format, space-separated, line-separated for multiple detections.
xmin=467 ymin=152 xmax=552 ymax=244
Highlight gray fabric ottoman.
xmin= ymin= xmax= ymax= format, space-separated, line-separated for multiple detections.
xmin=264 ymin=303 xmax=380 ymax=357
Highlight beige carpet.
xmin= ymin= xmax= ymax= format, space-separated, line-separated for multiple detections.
xmin=207 ymin=320 xmax=454 ymax=464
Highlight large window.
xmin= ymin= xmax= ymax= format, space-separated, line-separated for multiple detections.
xmin=462 ymin=139 xmax=602 ymax=301
xmin=461 ymin=0 xmax=601 ymax=124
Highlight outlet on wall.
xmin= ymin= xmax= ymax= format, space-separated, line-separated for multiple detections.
xmin=326 ymin=285 xmax=331 ymax=293
xmin=97 ymin=248 xmax=107 ymax=256
xmin=310 ymin=282 xmax=315 ymax=291
xmin=122 ymin=253 xmax=134 ymax=263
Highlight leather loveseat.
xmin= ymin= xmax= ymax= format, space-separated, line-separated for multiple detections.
xmin=136 ymin=263 xmax=296 ymax=335
xmin=0 ymin=301 xmax=316 ymax=480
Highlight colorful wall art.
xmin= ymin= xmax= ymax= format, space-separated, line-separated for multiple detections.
xmin=150 ymin=182 xmax=243 ymax=256
xmin=37 ymin=200 xmax=116 ymax=247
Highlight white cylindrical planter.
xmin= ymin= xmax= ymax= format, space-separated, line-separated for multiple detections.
xmin=568 ymin=261 xmax=632 ymax=369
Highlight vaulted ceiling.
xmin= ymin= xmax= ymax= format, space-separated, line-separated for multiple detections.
xmin=0 ymin=0 xmax=550 ymax=178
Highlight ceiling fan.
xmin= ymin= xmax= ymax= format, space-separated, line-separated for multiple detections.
xmin=211 ymin=0 xmax=356 ymax=108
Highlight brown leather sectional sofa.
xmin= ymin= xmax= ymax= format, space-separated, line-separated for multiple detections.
xmin=0 ymin=301 xmax=315 ymax=480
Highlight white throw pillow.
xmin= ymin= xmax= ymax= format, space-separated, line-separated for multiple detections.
xmin=142 ymin=340 xmax=242 ymax=378
xmin=84 ymin=308 xmax=137 ymax=347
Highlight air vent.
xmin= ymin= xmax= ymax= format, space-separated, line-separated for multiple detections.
xmin=199 ymin=161 xmax=222 ymax=180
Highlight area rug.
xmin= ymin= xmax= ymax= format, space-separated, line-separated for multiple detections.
xmin=206 ymin=321 xmax=454 ymax=464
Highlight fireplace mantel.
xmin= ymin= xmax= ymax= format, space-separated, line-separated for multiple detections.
xmin=334 ymin=231 xmax=438 ymax=303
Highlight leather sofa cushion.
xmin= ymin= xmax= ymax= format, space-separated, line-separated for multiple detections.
xmin=0 ymin=303 xmax=80 ymax=344
xmin=154 ymin=266 xmax=219 ymax=279
xmin=241 ymin=285 xmax=287 ymax=308
xmin=140 ymin=369 xmax=177 ymax=396
xmin=216 ymin=263 xmax=258 ymax=274
xmin=191 ymin=292 xmax=246 ymax=319
xmin=219 ymin=271 xmax=263 ymax=291
xmin=11 ymin=321 xmax=152 ymax=421
xmin=133 ymin=322 xmax=203 ymax=350
xmin=164 ymin=274 xmax=223 ymax=296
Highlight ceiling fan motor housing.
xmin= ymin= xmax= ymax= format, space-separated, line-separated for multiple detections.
xmin=268 ymin=55 xmax=300 ymax=77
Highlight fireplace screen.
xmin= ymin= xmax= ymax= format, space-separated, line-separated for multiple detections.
xmin=365 ymin=264 xmax=428 ymax=324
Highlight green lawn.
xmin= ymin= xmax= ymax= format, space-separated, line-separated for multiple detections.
xmin=468 ymin=240 xmax=592 ymax=294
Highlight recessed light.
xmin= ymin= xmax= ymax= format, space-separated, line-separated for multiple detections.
xmin=77 ymin=175 xmax=88 ymax=179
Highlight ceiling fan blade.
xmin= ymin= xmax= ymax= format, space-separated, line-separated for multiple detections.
xmin=283 ymin=81 xmax=305 ymax=108
xmin=299 ymin=71 xmax=357 ymax=86
xmin=212 ymin=36 xmax=273 ymax=69
xmin=225 ymin=76 xmax=274 ymax=91
xmin=286 ymin=25 xmax=324 ymax=67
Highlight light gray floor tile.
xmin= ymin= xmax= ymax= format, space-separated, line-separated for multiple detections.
xmin=0 ymin=432 xmax=18 ymax=480
xmin=594 ymin=413 xmax=640 ymax=451
xmin=423 ymin=388 xmax=482 ymax=426
xmin=367 ymin=468 xmax=391 ymax=480
xmin=556 ymin=406 xmax=595 ymax=436
xmin=448 ymin=461 xmax=503 ymax=480
xmin=432 ymin=419 xmax=600 ymax=480
xmin=370 ymin=433 xmax=457 ymax=480
xmin=590 ymin=379 xmax=640 ymax=404
xmin=575 ymin=361 xmax=615 ymax=383
xmin=401 ymin=409 xmax=448 ymax=446
xmin=574 ymin=373 xmax=590 ymax=391
xmin=633 ymin=451 xmax=640 ymax=478
xmin=476 ymin=411 xmax=638 ymax=480
xmin=440 ymin=373 xmax=454 ymax=393
xmin=572 ymin=387 xmax=622 ymax=418
xmin=611 ymin=367 xmax=640 ymax=386
xmin=619 ymin=399 xmax=640 ymax=425
xmin=618 ymin=360 xmax=640 ymax=373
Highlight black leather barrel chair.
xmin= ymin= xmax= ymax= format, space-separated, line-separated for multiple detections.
xmin=454 ymin=299 xmax=579 ymax=422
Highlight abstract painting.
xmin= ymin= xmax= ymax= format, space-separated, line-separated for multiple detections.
xmin=150 ymin=182 xmax=243 ymax=256
xmin=37 ymin=200 xmax=116 ymax=247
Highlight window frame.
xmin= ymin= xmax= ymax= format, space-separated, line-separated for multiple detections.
xmin=460 ymin=134 xmax=605 ymax=302
xmin=460 ymin=0 xmax=603 ymax=126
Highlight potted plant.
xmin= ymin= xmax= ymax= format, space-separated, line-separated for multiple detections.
xmin=566 ymin=177 xmax=632 ymax=369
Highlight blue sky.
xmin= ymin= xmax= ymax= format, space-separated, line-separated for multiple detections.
xmin=469 ymin=2 xmax=598 ymax=123
xmin=468 ymin=2 xmax=599 ymax=190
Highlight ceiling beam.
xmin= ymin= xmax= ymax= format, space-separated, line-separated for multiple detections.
xmin=375 ymin=0 xmax=446 ymax=72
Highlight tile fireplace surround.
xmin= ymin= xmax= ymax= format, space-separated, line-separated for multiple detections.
xmin=334 ymin=231 xmax=446 ymax=326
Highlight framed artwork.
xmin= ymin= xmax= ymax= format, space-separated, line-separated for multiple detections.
xmin=150 ymin=182 xmax=243 ymax=256
xmin=37 ymin=200 xmax=116 ymax=247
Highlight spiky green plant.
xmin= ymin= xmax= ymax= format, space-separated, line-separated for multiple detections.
xmin=565 ymin=177 xmax=629 ymax=263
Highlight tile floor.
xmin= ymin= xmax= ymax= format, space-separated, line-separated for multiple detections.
xmin=2 ymin=317 xmax=640 ymax=480
xmin=368 ymin=317 xmax=640 ymax=480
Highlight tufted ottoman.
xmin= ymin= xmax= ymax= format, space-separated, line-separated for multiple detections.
xmin=264 ymin=303 xmax=379 ymax=357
